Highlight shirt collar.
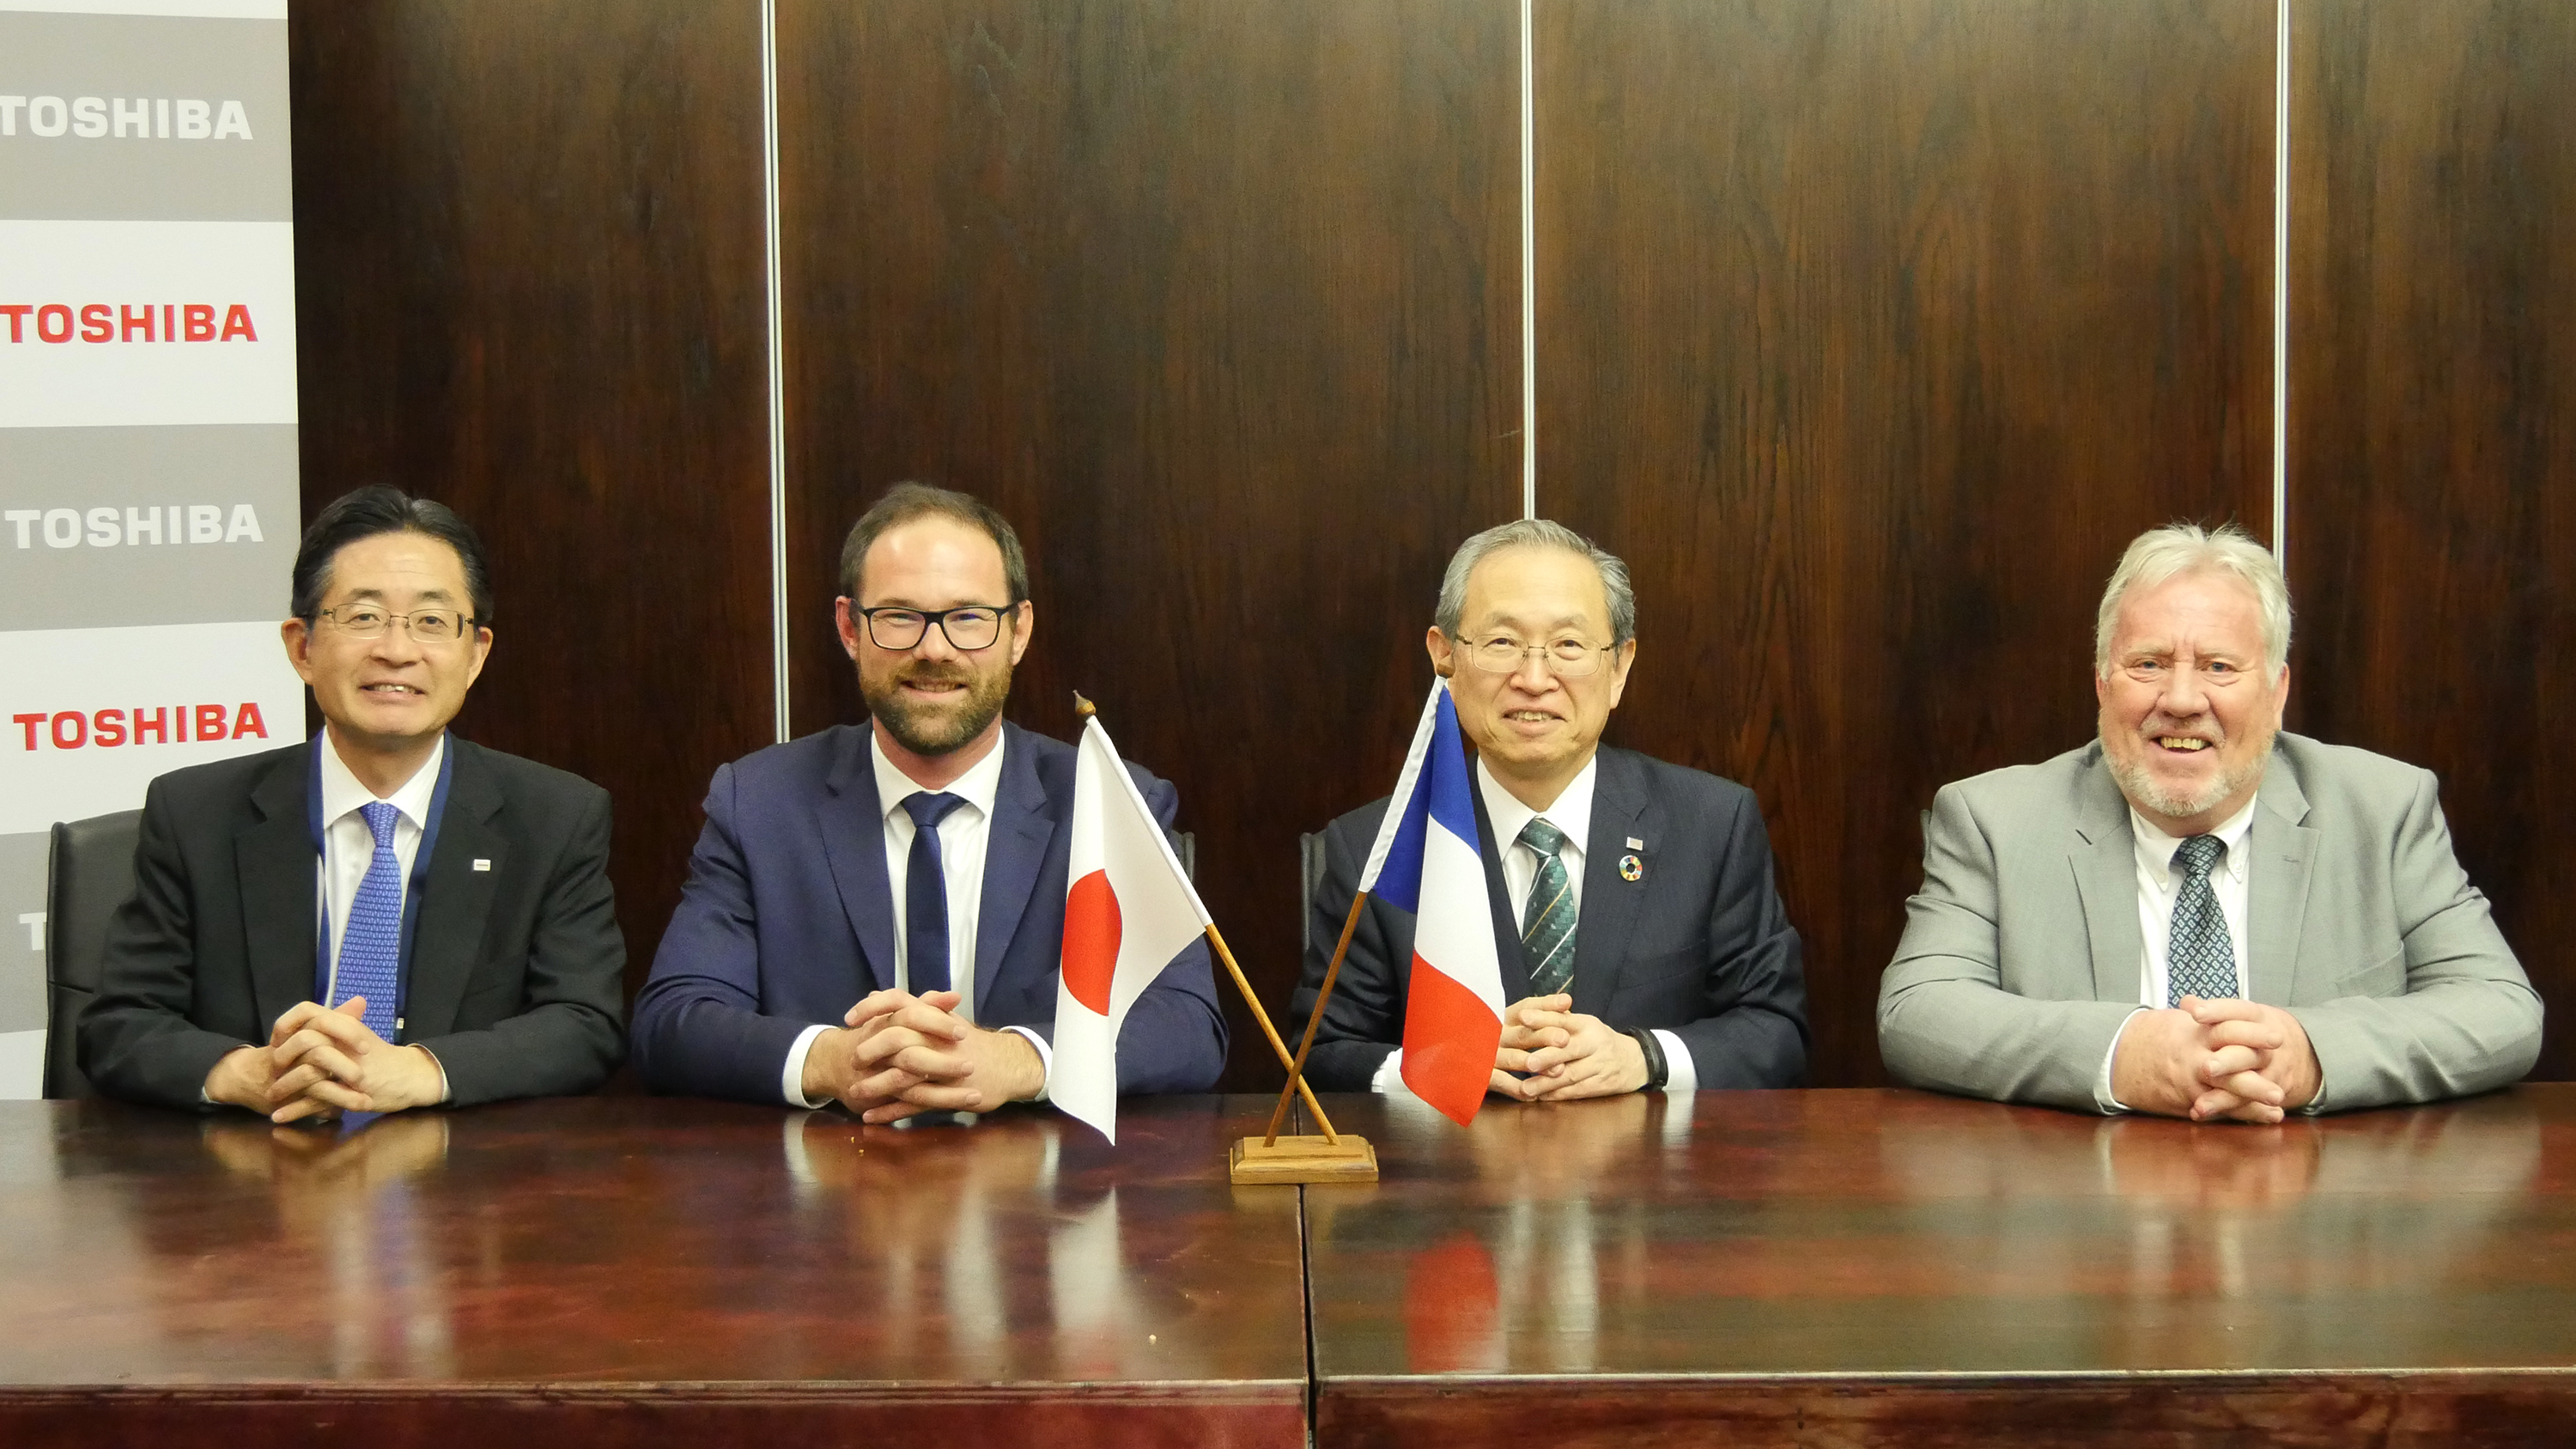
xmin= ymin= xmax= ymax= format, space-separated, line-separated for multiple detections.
xmin=1475 ymin=752 xmax=1598 ymax=861
xmin=2129 ymin=792 xmax=2259 ymax=885
xmin=316 ymin=728 xmax=445 ymax=831
xmin=870 ymin=725 xmax=1006 ymax=823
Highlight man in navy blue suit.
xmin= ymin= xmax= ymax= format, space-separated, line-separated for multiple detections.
xmin=634 ymin=484 xmax=1226 ymax=1119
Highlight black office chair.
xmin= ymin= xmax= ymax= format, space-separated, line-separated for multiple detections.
xmin=1298 ymin=831 xmax=1328 ymax=956
xmin=44 ymin=809 xmax=142 ymax=1100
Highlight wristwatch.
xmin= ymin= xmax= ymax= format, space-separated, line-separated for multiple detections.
xmin=1623 ymin=1026 xmax=1668 ymax=1092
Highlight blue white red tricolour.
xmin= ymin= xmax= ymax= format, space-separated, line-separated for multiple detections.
xmin=1357 ymin=680 xmax=1505 ymax=1125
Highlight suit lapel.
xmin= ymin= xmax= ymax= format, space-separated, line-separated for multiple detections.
xmin=820 ymin=728 xmax=899 ymax=995
xmin=975 ymin=726 xmax=1056 ymax=1021
xmin=402 ymin=741 xmax=505 ymax=1038
xmin=2247 ymin=748 xmax=2318 ymax=1005
xmin=1468 ymin=779 xmax=1536 ymax=1004
xmin=2069 ymin=749 xmax=2146 ymax=1003
xmin=235 ymin=745 xmax=318 ymax=1026
xmin=1569 ymin=750 xmax=1645 ymax=1018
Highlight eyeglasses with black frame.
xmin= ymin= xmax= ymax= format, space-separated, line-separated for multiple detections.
xmin=1457 ymin=632 xmax=1618 ymax=678
xmin=315 ymin=605 xmax=476 ymax=643
xmin=854 ymin=602 xmax=1019 ymax=653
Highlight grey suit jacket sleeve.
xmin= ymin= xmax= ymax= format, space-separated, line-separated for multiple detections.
xmin=1877 ymin=782 xmax=2136 ymax=1112
xmin=2292 ymin=769 xmax=2540 ymax=1110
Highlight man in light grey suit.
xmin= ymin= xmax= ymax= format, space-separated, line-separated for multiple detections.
xmin=1880 ymin=523 xmax=2540 ymax=1121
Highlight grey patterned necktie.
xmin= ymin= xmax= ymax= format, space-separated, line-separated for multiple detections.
xmin=1517 ymin=818 xmax=1578 ymax=996
xmin=2166 ymin=834 xmax=2239 ymax=1005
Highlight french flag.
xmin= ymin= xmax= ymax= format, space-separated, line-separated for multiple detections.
xmin=1359 ymin=681 xmax=1506 ymax=1125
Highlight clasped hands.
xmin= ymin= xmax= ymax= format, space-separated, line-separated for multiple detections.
xmin=800 ymin=988 xmax=1046 ymax=1124
xmin=204 ymin=997 xmax=447 ymax=1123
xmin=2111 ymin=995 xmax=2321 ymax=1123
xmin=1487 ymin=992 xmax=1649 ymax=1102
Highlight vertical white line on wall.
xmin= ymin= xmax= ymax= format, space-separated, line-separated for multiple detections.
xmin=1519 ymin=0 xmax=1538 ymax=521
xmin=761 ymin=0 xmax=793 ymax=742
xmin=2271 ymin=0 xmax=2291 ymax=560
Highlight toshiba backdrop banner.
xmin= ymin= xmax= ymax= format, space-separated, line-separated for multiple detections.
xmin=0 ymin=0 xmax=301 ymax=1097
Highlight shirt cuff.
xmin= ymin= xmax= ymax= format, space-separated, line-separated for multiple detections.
xmin=1649 ymin=1029 xmax=1695 ymax=1093
xmin=2096 ymin=1007 xmax=2148 ymax=1113
xmin=1370 ymin=1047 xmax=1406 ymax=1094
xmin=782 ymin=1023 xmax=832 ymax=1109
xmin=1000 ymin=1025 xmax=1053 ymax=1103
xmin=412 ymin=1044 xmax=453 ymax=1105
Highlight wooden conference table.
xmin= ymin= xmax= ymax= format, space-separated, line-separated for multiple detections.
xmin=2 ymin=1087 xmax=2573 ymax=1446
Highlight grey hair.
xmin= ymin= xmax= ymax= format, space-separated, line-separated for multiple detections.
xmin=2093 ymin=521 xmax=2293 ymax=679
xmin=1434 ymin=519 xmax=1636 ymax=646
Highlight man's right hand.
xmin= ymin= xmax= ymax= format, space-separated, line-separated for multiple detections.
xmin=2110 ymin=1002 xmax=2291 ymax=1123
xmin=799 ymin=989 xmax=969 ymax=1115
xmin=204 ymin=1042 xmax=282 ymax=1113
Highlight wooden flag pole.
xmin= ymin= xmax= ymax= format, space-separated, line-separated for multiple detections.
xmin=1068 ymin=693 xmax=1370 ymax=1184
xmin=1265 ymin=888 xmax=1367 ymax=1146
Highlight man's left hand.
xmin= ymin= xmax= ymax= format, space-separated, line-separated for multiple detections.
xmin=1513 ymin=1001 xmax=1649 ymax=1100
xmin=2183 ymin=996 xmax=2320 ymax=1122
xmin=264 ymin=998 xmax=447 ymax=1123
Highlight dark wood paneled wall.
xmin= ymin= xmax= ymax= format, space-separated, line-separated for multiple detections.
xmin=289 ymin=2 xmax=775 ymax=1009
xmin=775 ymin=1 xmax=1522 ymax=1088
xmin=2289 ymin=2 xmax=2576 ymax=1075
xmin=1534 ymin=0 xmax=2276 ymax=1086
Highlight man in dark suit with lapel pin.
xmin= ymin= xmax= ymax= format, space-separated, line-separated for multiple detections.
xmin=1291 ymin=520 xmax=1808 ymax=1099
xmin=81 ymin=487 xmax=626 ymax=1117
xmin=633 ymin=483 xmax=1225 ymax=1119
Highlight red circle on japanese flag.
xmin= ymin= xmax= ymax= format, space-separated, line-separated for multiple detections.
xmin=1063 ymin=868 xmax=1122 ymax=1015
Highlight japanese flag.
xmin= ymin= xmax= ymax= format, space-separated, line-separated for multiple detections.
xmin=1052 ymin=715 xmax=1211 ymax=1142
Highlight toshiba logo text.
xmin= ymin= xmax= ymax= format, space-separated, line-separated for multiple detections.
xmin=0 ymin=96 xmax=253 ymax=142
xmin=7 ymin=504 xmax=264 ymax=549
xmin=1 ymin=303 xmax=258 ymax=344
xmin=13 ymin=703 xmax=268 ymax=752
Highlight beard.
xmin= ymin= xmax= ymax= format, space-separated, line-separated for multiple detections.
xmin=2102 ymin=714 xmax=2275 ymax=822
xmin=863 ymin=655 xmax=1014 ymax=757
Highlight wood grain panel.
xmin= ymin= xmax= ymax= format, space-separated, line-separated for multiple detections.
xmin=1534 ymin=0 xmax=2276 ymax=1086
xmin=2288 ymin=0 xmax=2576 ymax=1079
xmin=289 ymin=2 xmax=775 ymax=1013
xmin=776 ymin=1 xmax=1522 ymax=1088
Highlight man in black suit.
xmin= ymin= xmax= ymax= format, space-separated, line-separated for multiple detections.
xmin=1291 ymin=520 xmax=1807 ymax=1099
xmin=79 ymin=487 xmax=624 ymax=1118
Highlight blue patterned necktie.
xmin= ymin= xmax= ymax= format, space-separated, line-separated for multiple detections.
xmin=902 ymin=792 xmax=967 ymax=995
xmin=332 ymin=800 xmax=405 ymax=1039
xmin=1517 ymin=818 xmax=1578 ymax=997
xmin=2166 ymin=833 xmax=2239 ymax=1006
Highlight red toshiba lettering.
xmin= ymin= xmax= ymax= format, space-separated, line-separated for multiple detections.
xmin=0 ymin=305 xmax=27 ymax=343
xmin=119 ymin=304 xmax=154 ymax=343
xmin=194 ymin=703 xmax=227 ymax=740
xmin=231 ymin=702 xmax=268 ymax=740
xmin=79 ymin=305 xmax=112 ymax=343
xmin=131 ymin=707 xmax=167 ymax=745
xmin=37 ymin=306 xmax=71 ymax=343
xmin=11 ymin=713 xmax=42 ymax=751
xmin=92 ymin=709 xmax=126 ymax=747
xmin=51 ymin=712 xmax=87 ymax=749
xmin=183 ymin=304 xmax=215 ymax=342
xmin=219 ymin=305 xmax=256 ymax=342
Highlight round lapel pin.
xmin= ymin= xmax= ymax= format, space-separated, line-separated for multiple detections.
xmin=1619 ymin=853 xmax=1644 ymax=882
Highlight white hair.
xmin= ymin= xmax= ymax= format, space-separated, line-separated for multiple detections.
xmin=1434 ymin=519 xmax=1635 ymax=645
xmin=2093 ymin=521 xmax=2292 ymax=679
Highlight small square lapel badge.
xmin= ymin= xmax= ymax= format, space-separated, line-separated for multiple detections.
xmin=471 ymin=859 xmax=492 ymax=872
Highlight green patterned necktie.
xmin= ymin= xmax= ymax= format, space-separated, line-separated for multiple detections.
xmin=1517 ymin=818 xmax=1578 ymax=996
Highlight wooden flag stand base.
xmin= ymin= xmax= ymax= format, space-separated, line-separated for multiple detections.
xmin=1229 ymin=1133 xmax=1377 ymax=1184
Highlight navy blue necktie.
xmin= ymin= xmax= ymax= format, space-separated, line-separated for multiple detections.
xmin=902 ymin=792 xmax=967 ymax=995
xmin=332 ymin=801 xmax=404 ymax=1039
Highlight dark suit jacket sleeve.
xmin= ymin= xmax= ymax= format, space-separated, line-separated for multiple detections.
xmin=1663 ymin=790 xmax=1808 ymax=1087
xmin=413 ymin=782 xmax=626 ymax=1105
xmin=79 ymin=775 xmax=247 ymax=1108
xmin=1054 ymin=768 xmax=1228 ymax=1094
xmin=631 ymin=762 xmax=812 ymax=1104
xmin=1287 ymin=804 xmax=1408 ymax=1092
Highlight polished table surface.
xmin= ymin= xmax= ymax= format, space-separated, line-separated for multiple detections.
xmin=0 ymin=1094 xmax=1308 ymax=1444
xmin=1305 ymin=1086 xmax=2576 ymax=1446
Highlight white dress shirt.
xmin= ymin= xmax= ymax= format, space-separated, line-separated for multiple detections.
xmin=782 ymin=730 xmax=1051 ymax=1107
xmin=1372 ymin=752 xmax=1698 ymax=1095
xmin=2093 ymin=795 xmax=2259 ymax=1112
xmin=313 ymin=729 xmax=450 ymax=1099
